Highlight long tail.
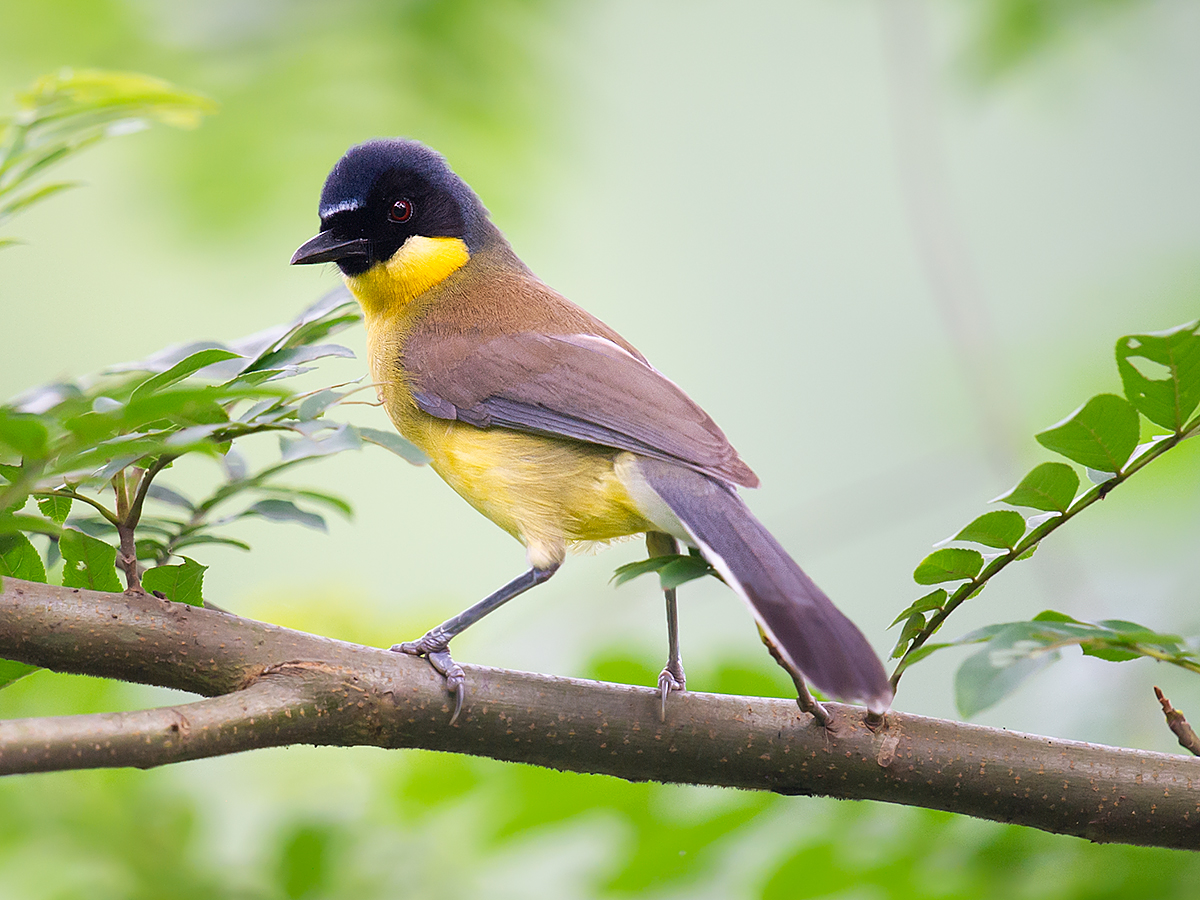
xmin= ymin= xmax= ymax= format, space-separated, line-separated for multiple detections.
xmin=636 ymin=458 xmax=893 ymax=713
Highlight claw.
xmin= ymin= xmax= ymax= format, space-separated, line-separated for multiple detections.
xmin=449 ymin=679 xmax=465 ymax=725
xmin=392 ymin=635 xmax=466 ymax=724
xmin=657 ymin=667 xmax=685 ymax=722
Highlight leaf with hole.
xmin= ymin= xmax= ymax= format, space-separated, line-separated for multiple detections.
xmin=1035 ymin=394 xmax=1140 ymax=472
xmin=1115 ymin=320 xmax=1200 ymax=432
xmin=995 ymin=462 xmax=1079 ymax=512
xmin=59 ymin=528 xmax=122 ymax=591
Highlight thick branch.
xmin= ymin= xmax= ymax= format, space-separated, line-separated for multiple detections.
xmin=2 ymin=577 xmax=1199 ymax=849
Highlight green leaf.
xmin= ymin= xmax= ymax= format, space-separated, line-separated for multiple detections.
xmin=1115 ymin=320 xmax=1200 ymax=432
xmin=142 ymin=557 xmax=206 ymax=606
xmin=0 ymin=533 xmax=46 ymax=582
xmin=890 ymin=589 xmax=948 ymax=627
xmin=171 ymin=534 xmax=252 ymax=553
xmin=656 ymin=555 xmax=717 ymax=590
xmin=0 ymin=180 xmax=79 ymax=220
xmin=951 ymin=612 xmax=1197 ymax=716
xmin=129 ymin=348 xmax=240 ymax=403
xmin=135 ymin=538 xmax=167 ymax=560
xmin=612 ymin=554 xmax=717 ymax=590
xmin=258 ymin=487 xmax=352 ymax=518
xmin=0 ymin=512 xmax=62 ymax=537
xmin=59 ymin=528 xmax=122 ymax=592
xmin=297 ymin=389 xmax=345 ymax=420
xmin=995 ymin=462 xmax=1079 ymax=512
xmin=956 ymin=643 xmax=1060 ymax=718
xmin=36 ymin=494 xmax=73 ymax=525
xmin=1035 ymin=393 xmax=1141 ymax=472
xmin=0 ymin=659 xmax=38 ymax=690
xmin=953 ymin=510 xmax=1026 ymax=550
xmin=891 ymin=613 xmax=926 ymax=659
xmin=279 ymin=423 xmax=362 ymax=462
xmin=902 ymin=642 xmax=951 ymax=667
xmin=1081 ymin=645 xmax=1141 ymax=663
xmin=0 ymin=410 xmax=49 ymax=457
xmin=246 ymin=344 xmax=354 ymax=373
xmin=145 ymin=483 xmax=194 ymax=510
xmin=360 ymin=427 xmax=430 ymax=465
xmin=913 ymin=548 xmax=983 ymax=585
xmin=613 ymin=556 xmax=674 ymax=586
xmin=237 ymin=499 xmax=327 ymax=532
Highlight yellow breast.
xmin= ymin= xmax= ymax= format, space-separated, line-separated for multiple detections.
xmin=347 ymin=237 xmax=655 ymax=568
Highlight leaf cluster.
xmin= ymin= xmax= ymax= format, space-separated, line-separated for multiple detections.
xmin=0 ymin=69 xmax=215 ymax=245
xmin=891 ymin=320 xmax=1200 ymax=713
xmin=0 ymin=291 xmax=426 ymax=615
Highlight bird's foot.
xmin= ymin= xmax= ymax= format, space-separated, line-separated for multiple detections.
xmin=392 ymin=630 xmax=466 ymax=724
xmin=657 ymin=662 xmax=686 ymax=722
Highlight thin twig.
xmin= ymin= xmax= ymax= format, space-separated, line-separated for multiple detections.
xmin=892 ymin=424 xmax=1197 ymax=690
xmin=1154 ymin=687 xmax=1200 ymax=757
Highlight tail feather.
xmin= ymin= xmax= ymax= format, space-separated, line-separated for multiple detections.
xmin=637 ymin=459 xmax=893 ymax=713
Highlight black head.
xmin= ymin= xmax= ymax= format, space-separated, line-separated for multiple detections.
xmin=291 ymin=139 xmax=490 ymax=276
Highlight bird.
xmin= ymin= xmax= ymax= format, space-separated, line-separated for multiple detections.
xmin=291 ymin=138 xmax=892 ymax=724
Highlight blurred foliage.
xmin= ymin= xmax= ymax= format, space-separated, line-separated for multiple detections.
xmin=0 ymin=0 xmax=569 ymax=238
xmin=0 ymin=287 xmax=427 ymax=599
xmin=0 ymin=69 xmax=213 ymax=245
xmin=892 ymin=319 xmax=1200 ymax=714
xmin=961 ymin=0 xmax=1153 ymax=82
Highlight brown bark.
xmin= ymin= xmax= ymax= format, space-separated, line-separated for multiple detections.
xmin=2 ymin=577 xmax=1198 ymax=849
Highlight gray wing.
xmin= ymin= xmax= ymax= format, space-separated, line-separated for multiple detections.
xmin=404 ymin=330 xmax=758 ymax=487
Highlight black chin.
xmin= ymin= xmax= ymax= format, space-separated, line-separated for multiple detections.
xmin=336 ymin=256 xmax=373 ymax=276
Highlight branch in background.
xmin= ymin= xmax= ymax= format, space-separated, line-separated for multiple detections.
xmin=1 ymin=576 xmax=1198 ymax=851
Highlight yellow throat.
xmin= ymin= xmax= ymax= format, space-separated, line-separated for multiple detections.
xmin=345 ymin=235 xmax=470 ymax=317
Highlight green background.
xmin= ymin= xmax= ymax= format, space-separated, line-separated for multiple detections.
xmin=2 ymin=0 xmax=1200 ymax=896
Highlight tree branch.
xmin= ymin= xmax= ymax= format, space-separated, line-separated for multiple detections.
xmin=2 ymin=577 xmax=1198 ymax=850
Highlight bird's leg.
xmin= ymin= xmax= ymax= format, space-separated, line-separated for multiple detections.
xmin=393 ymin=563 xmax=559 ymax=723
xmin=756 ymin=624 xmax=833 ymax=728
xmin=647 ymin=531 xmax=686 ymax=721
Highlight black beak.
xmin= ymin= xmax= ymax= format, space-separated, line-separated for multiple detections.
xmin=291 ymin=231 xmax=371 ymax=266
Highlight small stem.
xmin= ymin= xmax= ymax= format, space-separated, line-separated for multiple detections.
xmin=30 ymin=489 xmax=119 ymax=526
xmin=112 ymin=468 xmax=129 ymax=520
xmin=1155 ymin=687 xmax=1200 ymax=757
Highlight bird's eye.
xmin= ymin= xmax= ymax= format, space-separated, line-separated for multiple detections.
xmin=389 ymin=198 xmax=414 ymax=223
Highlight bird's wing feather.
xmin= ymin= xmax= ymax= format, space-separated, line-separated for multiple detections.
xmin=404 ymin=329 xmax=758 ymax=487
